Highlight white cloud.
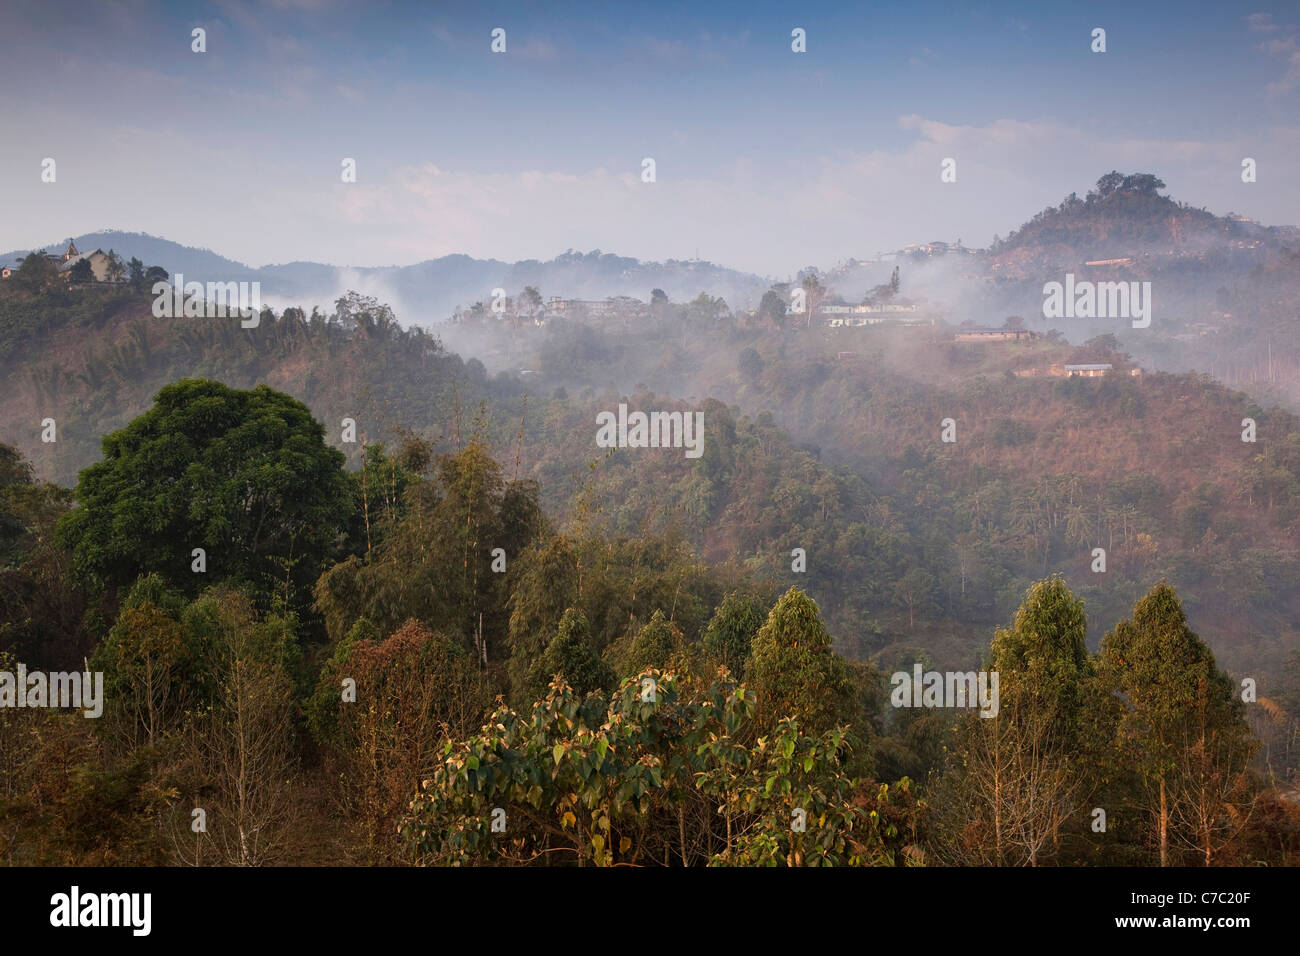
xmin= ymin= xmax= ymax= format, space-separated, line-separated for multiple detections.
xmin=272 ymin=116 xmax=1300 ymax=276
xmin=3 ymin=101 xmax=1298 ymax=280
xmin=1247 ymin=12 xmax=1279 ymax=32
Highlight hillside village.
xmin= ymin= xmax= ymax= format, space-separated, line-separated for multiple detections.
xmin=1 ymin=240 xmax=127 ymax=285
xmin=444 ymin=263 xmax=1141 ymax=379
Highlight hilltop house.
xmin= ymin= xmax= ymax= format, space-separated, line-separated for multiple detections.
xmin=55 ymin=241 xmax=117 ymax=282
xmin=61 ymin=248 xmax=114 ymax=282
xmin=2 ymin=240 xmax=116 ymax=283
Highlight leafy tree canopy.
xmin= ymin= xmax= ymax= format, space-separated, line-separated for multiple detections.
xmin=57 ymin=378 xmax=352 ymax=609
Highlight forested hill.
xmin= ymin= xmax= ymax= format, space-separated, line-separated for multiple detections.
xmin=2 ymin=279 xmax=1297 ymax=687
xmin=987 ymin=171 xmax=1277 ymax=265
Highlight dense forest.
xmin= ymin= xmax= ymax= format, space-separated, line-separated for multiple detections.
xmin=1 ymin=259 xmax=1298 ymax=865
xmin=4 ymin=267 xmax=1297 ymax=678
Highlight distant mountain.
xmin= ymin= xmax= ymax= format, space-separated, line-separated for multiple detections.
xmin=0 ymin=232 xmax=771 ymax=323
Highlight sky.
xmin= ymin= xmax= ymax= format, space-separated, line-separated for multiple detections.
xmin=2 ymin=0 xmax=1298 ymax=277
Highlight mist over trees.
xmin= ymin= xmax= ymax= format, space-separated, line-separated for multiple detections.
xmin=1 ymin=173 xmax=1298 ymax=866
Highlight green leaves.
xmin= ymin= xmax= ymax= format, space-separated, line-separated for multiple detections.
xmin=58 ymin=379 xmax=352 ymax=610
xmin=747 ymin=587 xmax=856 ymax=738
xmin=400 ymin=672 xmax=876 ymax=867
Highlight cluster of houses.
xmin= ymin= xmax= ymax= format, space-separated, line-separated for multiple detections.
xmin=453 ymin=292 xmax=936 ymax=329
xmin=543 ymin=295 xmax=653 ymax=322
xmin=821 ymin=303 xmax=927 ymax=327
xmin=451 ymin=295 xmax=655 ymax=326
xmin=1 ymin=240 xmax=118 ymax=283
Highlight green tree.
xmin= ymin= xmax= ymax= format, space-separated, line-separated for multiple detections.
xmin=990 ymin=576 xmax=1091 ymax=741
xmin=526 ymin=608 xmax=614 ymax=699
xmin=314 ymin=439 xmax=543 ymax=662
xmin=1094 ymin=171 xmax=1125 ymax=199
xmin=650 ymin=288 xmax=669 ymax=317
xmin=746 ymin=587 xmax=855 ymax=737
xmin=620 ymin=609 xmax=680 ymax=677
xmin=57 ymin=379 xmax=353 ymax=608
xmin=933 ymin=577 xmax=1092 ymax=866
xmin=13 ymin=251 xmax=59 ymax=294
xmin=0 ymin=442 xmax=34 ymax=566
xmin=401 ymin=672 xmax=894 ymax=867
xmin=105 ymin=250 xmax=126 ymax=283
xmin=505 ymin=535 xmax=579 ymax=701
xmin=1096 ymin=582 xmax=1255 ymax=866
xmin=758 ymin=290 xmax=788 ymax=329
xmin=1121 ymin=173 xmax=1165 ymax=196
xmin=701 ymin=590 xmax=766 ymax=677
xmin=0 ymin=443 xmax=84 ymax=668
xmin=68 ymin=258 xmax=93 ymax=284
xmin=91 ymin=574 xmax=195 ymax=749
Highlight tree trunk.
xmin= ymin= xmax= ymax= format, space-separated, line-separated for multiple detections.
xmin=994 ymin=723 xmax=1003 ymax=866
xmin=678 ymin=805 xmax=688 ymax=867
xmin=1159 ymin=775 xmax=1168 ymax=867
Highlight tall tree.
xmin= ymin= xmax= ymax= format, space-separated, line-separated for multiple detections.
xmin=314 ymin=439 xmax=544 ymax=662
xmin=181 ymin=587 xmax=299 ymax=866
xmin=105 ymin=249 xmax=126 ymax=283
xmin=92 ymin=573 xmax=193 ymax=750
xmin=1096 ymin=582 xmax=1255 ymax=865
xmin=933 ymin=577 xmax=1092 ymax=866
xmin=799 ymin=271 xmax=824 ymax=328
xmin=757 ymin=289 xmax=788 ymax=329
xmin=701 ymin=590 xmax=766 ymax=677
xmin=319 ymin=619 xmax=491 ymax=862
xmin=746 ymin=587 xmax=855 ymax=737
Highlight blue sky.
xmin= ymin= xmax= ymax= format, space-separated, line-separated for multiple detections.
xmin=2 ymin=0 xmax=1297 ymax=275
